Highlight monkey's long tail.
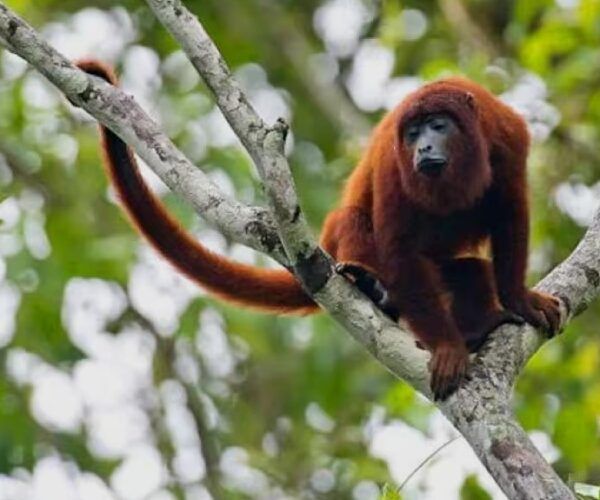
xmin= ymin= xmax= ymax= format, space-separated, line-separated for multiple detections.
xmin=76 ymin=59 xmax=317 ymax=315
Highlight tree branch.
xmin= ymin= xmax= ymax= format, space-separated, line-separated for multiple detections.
xmin=142 ymin=0 xmax=433 ymax=393
xmin=1 ymin=2 xmax=595 ymax=498
xmin=0 ymin=3 xmax=287 ymax=262
xmin=439 ymin=0 xmax=502 ymax=58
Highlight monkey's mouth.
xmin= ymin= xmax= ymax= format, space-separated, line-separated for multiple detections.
xmin=417 ymin=158 xmax=447 ymax=177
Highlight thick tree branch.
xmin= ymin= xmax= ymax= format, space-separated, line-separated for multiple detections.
xmin=1 ymin=3 xmax=595 ymax=498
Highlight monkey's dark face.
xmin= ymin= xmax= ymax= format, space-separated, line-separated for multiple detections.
xmin=397 ymin=109 xmax=491 ymax=216
xmin=403 ymin=114 xmax=458 ymax=178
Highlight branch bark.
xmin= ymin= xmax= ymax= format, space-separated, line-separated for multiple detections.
xmin=1 ymin=3 xmax=594 ymax=498
xmin=0 ymin=3 xmax=287 ymax=263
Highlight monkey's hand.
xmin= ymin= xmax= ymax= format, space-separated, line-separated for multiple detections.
xmin=335 ymin=263 xmax=399 ymax=320
xmin=504 ymin=290 xmax=561 ymax=337
xmin=429 ymin=341 xmax=470 ymax=401
xmin=335 ymin=262 xmax=382 ymax=299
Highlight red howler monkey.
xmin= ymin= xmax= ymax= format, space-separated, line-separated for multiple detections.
xmin=76 ymin=60 xmax=560 ymax=400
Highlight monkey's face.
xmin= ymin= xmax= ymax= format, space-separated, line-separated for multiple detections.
xmin=397 ymin=110 xmax=491 ymax=215
xmin=403 ymin=113 xmax=457 ymax=178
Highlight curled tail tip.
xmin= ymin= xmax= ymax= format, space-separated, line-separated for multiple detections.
xmin=75 ymin=58 xmax=117 ymax=85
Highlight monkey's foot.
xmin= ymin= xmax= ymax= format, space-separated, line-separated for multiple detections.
xmin=504 ymin=290 xmax=562 ymax=337
xmin=463 ymin=309 xmax=525 ymax=352
xmin=429 ymin=341 xmax=470 ymax=401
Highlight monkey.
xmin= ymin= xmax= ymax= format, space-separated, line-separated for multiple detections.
xmin=75 ymin=60 xmax=560 ymax=400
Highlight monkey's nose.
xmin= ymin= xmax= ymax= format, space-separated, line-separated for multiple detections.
xmin=418 ymin=144 xmax=433 ymax=154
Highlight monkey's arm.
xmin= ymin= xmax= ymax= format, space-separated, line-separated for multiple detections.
xmin=373 ymin=166 xmax=469 ymax=400
xmin=490 ymin=159 xmax=560 ymax=334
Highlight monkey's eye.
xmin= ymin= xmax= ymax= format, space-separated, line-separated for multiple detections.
xmin=429 ymin=119 xmax=447 ymax=132
xmin=404 ymin=125 xmax=420 ymax=143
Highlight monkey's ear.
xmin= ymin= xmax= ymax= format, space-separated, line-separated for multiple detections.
xmin=462 ymin=92 xmax=477 ymax=111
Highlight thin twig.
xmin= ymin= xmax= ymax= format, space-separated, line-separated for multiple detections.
xmin=399 ymin=435 xmax=460 ymax=491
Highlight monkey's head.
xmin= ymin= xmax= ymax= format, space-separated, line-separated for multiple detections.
xmin=395 ymin=85 xmax=491 ymax=215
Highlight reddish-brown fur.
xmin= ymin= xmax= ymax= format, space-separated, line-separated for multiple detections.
xmin=77 ymin=60 xmax=560 ymax=398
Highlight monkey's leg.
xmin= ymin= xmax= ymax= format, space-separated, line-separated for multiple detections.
xmin=439 ymin=257 xmax=524 ymax=352
xmin=490 ymin=160 xmax=561 ymax=335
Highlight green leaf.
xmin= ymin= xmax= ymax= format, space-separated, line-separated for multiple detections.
xmin=380 ymin=483 xmax=402 ymax=500
xmin=460 ymin=475 xmax=493 ymax=500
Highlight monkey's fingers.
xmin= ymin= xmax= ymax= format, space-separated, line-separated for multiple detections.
xmin=525 ymin=306 xmax=551 ymax=333
xmin=334 ymin=262 xmax=370 ymax=282
xmin=528 ymin=291 xmax=562 ymax=336
xmin=535 ymin=300 xmax=561 ymax=336
xmin=523 ymin=305 xmax=558 ymax=336
xmin=501 ymin=310 xmax=526 ymax=326
xmin=545 ymin=307 xmax=561 ymax=336
xmin=432 ymin=366 xmax=462 ymax=401
xmin=536 ymin=306 xmax=560 ymax=336
xmin=429 ymin=344 xmax=469 ymax=401
xmin=335 ymin=262 xmax=390 ymax=308
xmin=433 ymin=375 xmax=460 ymax=401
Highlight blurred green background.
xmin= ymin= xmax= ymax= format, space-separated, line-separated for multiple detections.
xmin=1 ymin=0 xmax=600 ymax=499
